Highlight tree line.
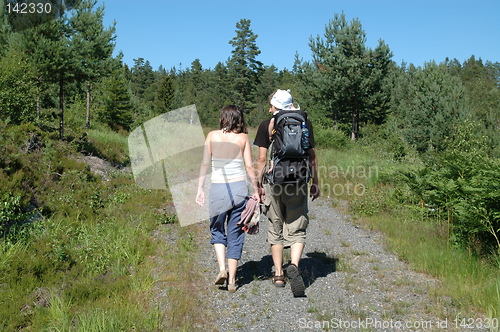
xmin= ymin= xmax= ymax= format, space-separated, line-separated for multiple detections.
xmin=2 ymin=3 xmax=499 ymax=149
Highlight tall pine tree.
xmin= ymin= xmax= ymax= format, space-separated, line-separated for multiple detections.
xmin=227 ymin=19 xmax=263 ymax=111
xmin=97 ymin=65 xmax=132 ymax=130
xmin=308 ymin=12 xmax=392 ymax=139
xmin=70 ymin=0 xmax=117 ymax=129
xmin=392 ymin=62 xmax=469 ymax=152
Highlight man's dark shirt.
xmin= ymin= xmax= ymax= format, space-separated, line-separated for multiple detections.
xmin=253 ymin=116 xmax=315 ymax=149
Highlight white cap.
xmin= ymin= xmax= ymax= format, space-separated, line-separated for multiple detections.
xmin=271 ymin=89 xmax=293 ymax=110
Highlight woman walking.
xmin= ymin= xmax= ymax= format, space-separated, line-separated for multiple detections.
xmin=196 ymin=105 xmax=259 ymax=292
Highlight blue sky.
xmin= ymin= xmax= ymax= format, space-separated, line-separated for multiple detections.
xmin=98 ymin=0 xmax=499 ymax=71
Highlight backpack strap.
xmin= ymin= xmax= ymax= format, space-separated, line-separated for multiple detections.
xmin=274 ymin=110 xmax=306 ymax=126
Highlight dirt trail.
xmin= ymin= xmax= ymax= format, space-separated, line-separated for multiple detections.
xmin=194 ymin=197 xmax=486 ymax=332
xmin=78 ymin=155 xmax=485 ymax=331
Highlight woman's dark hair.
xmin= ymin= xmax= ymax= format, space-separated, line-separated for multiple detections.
xmin=219 ymin=105 xmax=247 ymax=134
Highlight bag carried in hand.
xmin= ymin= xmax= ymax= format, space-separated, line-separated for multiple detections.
xmin=237 ymin=196 xmax=260 ymax=234
xmin=267 ymin=110 xmax=311 ymax=185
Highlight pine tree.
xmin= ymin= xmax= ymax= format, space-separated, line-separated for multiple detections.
xmin=457 ymin=56 xmax=500 ymax=154
xmin=42 ymin=17 xmax=75 ymax=139
xmin=154 ymin=71 xmax=175 ymax=115
xmin=70 ymin=0 xmax=117 ymax=129
xmin=227 ymin=18 xmax=263 ymax=110
xmin=97 ymin=66 xmax=132 ymax=130
xmin=308 ymin=12 xmax=393 ymax=139
xmin=397 ymin=62 xmax=468 ymax=152
xmin=250 ymin=65 xmax=278 ymax=125
xmin=13 ymin=15 xmax=74 ymax=136
xmin=130 ymin=58 xmax=157 ymax=112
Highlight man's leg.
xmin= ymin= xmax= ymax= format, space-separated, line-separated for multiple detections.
xmin=271 ymin=244 xmax=285 ymax=287
xmin=271 ymin=244 xmax=284 ymax=276
xmin=283 ymin=183 xmax=309 ymax=267
xmin=283 ymin=183 xmax=308 ymax=297
xmin=266 ymin=184 xmax=286 ymax=286
xmin=290 ymin=242 xmax=305 ymax=267
xmin=287 ymin=242 xmax=306 ymax=297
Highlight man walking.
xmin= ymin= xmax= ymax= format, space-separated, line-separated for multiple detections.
xmin=254 ymin=89 xmax=320 ymax=297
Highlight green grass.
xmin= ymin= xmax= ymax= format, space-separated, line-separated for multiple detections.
xmin=0 ymin=124 xmax=211 ymax=331
xmin=317 ymin=142 xmax=500 ymax=321
xmin=368 ymin=211 xmax=499 ymax=318
xmin=84 ymin=129 xmax=129 ymax=165
xmin=0 ymin=185 xmax=168 ymax=330
xmin=3 ymin=121 xmax=499 ymax=330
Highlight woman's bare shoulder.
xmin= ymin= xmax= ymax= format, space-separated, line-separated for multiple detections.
xmin=234 ymin=132 xmax=249 ymax=143
xmin=206 ymin=130 xmax=221 ymax=140
xmin=237 ymin=132 xmax=249 ymax=139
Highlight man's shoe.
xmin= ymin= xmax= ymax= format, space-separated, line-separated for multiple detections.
xmin=272 ymin=274 xmax=285 ymax=288
xmin=286 ymin=264 xmax=305 ymax=297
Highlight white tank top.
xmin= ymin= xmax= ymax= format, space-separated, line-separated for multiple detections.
xmin=211 ymin=157 xmax=245 ymax=182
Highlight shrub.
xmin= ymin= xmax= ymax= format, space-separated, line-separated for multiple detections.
xmin=0 ymin=194 xmax=28 ymax=234
xmin=0 ymin=49 xmax=36 ymax=124
xmin=314 ymin=125 xmax=348 ymax=149
xmin=402 ymin=120 xmax=500 ymax=255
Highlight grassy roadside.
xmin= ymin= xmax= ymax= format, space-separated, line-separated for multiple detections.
xmin=0 ymin=125 xmax=211 ymax=330
xmin=316 ymin=143 xmax=500 ymax=322
xmin=150 ymin=221 xmax=214 ymax=331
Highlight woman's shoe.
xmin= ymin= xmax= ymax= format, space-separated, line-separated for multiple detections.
xmin=214 ymin=269 xmax=228 ymax=285
xmin=228 ymin=283 xmax=237 ymax=293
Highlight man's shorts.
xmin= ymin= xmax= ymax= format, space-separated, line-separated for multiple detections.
xmin=262 ymin=182 xmax=309 ymax=247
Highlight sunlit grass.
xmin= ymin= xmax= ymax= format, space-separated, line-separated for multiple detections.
xmin=0 ymin=124 xmax=210 ymax=330
xmin=318 ymin=143 xmax=500 ymax=320
xmin=86 ymin=129 xmax=129 ymax=165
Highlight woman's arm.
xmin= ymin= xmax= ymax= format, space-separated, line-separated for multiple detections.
xmin=243 ymin=135 xmax=259 ymax=199
xmin=196 ymin=132 xmax=212 ymax=206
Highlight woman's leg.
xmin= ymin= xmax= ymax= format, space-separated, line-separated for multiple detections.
xmin=227 ymin=258 xmax=238 ymax=284
xmin=225 ymin=191 xmax=247 ymax=285
xmin=210 ymin=209 xmax=229 ymax=280
xmin=226 ymin=220 xmax=245 ymax=284
xmin=213 ymin=243 xmax=227 ymax=272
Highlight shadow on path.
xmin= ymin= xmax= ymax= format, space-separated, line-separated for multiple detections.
xmin=236 ymin=251 xmax=337 ymax=288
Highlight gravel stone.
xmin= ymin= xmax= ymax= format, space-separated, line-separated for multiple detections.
xmin=196 ymin=197 xmax=488 ymax=331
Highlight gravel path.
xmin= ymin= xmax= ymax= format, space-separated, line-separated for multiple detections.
xmin=195 ymin=197 xmax=487 ymax=332
xmin=78 ymin=147 xmax=488 ymax=331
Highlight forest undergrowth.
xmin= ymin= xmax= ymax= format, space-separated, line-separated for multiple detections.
xmin=315 ymin=124 xmax=500 ymax=322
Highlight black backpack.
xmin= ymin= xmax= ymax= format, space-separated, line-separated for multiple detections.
xmin=267 ymin=110 xmax=311 ymax=185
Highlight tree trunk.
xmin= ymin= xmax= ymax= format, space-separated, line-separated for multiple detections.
xmin=36 ymin=77 xmax=41 ymax=119
xmin=59 ymin=77 xmax=65 ymax=140
xmin=86 ymin=81 xmax=91 ymax=129
xmin=351 ymin=109 xmax=358 ymax=141
xmin=36 ymin=95 xmax=41 ymax=119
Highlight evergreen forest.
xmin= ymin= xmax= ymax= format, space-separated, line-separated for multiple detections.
xmin=0 ymin=1 xmax=499 ymax=329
